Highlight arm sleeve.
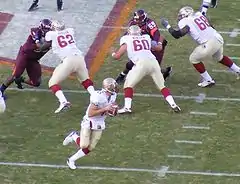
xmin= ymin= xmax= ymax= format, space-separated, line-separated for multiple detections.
xmin=120 ymin=36 xmax=127 ymax=46
xmin=90 ymin=93 xmax=100 ymax=106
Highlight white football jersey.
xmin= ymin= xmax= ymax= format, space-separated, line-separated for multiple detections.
xmin=120 ymin=34 xmax=156 ymax=64
xmin=178 ymin=11 xmax=223 ymax=44
xmin=45 ymin=28 xmax=83 ymax=60
xmin=83 ymin=89 xmax=117 ymax=130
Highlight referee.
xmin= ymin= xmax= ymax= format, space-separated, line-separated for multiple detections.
xmin=28 ymin=0 xmax=63 ymax=11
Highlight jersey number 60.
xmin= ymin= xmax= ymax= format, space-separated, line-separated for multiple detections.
xmin=133 ymin=39 xmax=150 ymax=51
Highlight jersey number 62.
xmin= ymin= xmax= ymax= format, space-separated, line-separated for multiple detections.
xmin=57 ymin=34 xmax=75 ymax=48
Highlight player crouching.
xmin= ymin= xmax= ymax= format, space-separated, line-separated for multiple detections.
xmin=62 ymin=78 xmax=118 ymax=170
xmin=112 ymin=25 xmax=181 ymax=114
xmin=44 ymin=20 xmax=95 ymax=113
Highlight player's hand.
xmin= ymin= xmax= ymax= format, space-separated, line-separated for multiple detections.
xmin=160 ymin=18 xmax=170 ymax=29
xmin=104 ymin=104 xmax=114 ymax=112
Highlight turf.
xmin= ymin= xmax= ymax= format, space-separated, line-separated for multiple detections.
xmin=0 ymin=0 xmax=240 ymax=184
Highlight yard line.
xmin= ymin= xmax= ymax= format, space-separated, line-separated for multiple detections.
xmin=190 ymin=111 xmax=217 ymax=116
xmin=101 ymin=26 xmax=239 ymax=36
xmin=182 ymin=125 xmax=210 ymax=130
xmin=226 ymin=43 xmax=240 ymax=46
xmin=167 ymin=155 xmax=195 ymax=159
xmin=212 ymin=69 xmax=234 ymax=73
xmin=8 ymin=88 xmax=240 ymax=102
xmin=1 ymin=162 xmax=240 ymax=177
xmin=175 ymin=140 xmax=203 ymax=145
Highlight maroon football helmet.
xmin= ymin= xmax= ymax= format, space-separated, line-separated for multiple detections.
xmin=133 ymin=9 xmax=147 ymax=26
xmin=39 ymin=19 xmax=52 ymax=34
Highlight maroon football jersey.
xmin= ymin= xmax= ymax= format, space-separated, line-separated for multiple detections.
xmin=21 ymin=27 xmax=50 ymax=60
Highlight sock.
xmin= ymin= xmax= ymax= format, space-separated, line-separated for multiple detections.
xmin=193 ymin=62 xmax=212 ymax=81
xmin=72 ymin=133 xmax=80 ymax=146
xmin=69 ymin=148 xmax=90 ymax=162
xmin=220 ymin=56 xmax=240 ymax=73
xmin=82 ymin=79 xmax=94 ymax=94
xmin=161 ymin=87 xmax=176 ymax=107
xmin=0 ymin=84 xmax=7 ymax=93
xmin=50 ymin=84 xmax=67 ymax=103
xmin=124 ymin=87 xmax=133 ymax=109
xmin=87 ymin=86 xmax=95 ymax=95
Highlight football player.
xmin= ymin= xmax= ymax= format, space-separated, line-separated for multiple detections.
xmin=115 ymin=9 xmax=172 ymax=84
xmin=0 ymin=19 xmax=52 ymax=98
xmin=44 ymin=20 xmax=95 ymax=113
xmin=161 ymin=6 xmax=240 ymax=88
xmin=0 ymin=91 xmax=6 ymax=113
xmin=28 ymin=0 xmax=63 ymax=11
xmin=62 ymin=78 xmax=118 ymax=170
xmin=112 ymin=25 xmax=181 ymax=114
xmin=201 ymin=0 xmax=218 ymax=16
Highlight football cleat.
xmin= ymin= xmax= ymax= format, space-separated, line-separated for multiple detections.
xmin=171 ymin=104 xmax=181 ymax=113
xmin=28 ymin=3 xmax=39 ymax=11
xmin=118 ymin=107 xmax=132 ymax=114
xmin=14 ymin=76 xmax=25 ymax=89
xmin=63 ymin=131 xmax=76 ymax=146
xmin=57 ymin=0 xmax=63 ymax=11
xmin=67 ymin=158 xmax=76 ymax=170
xmin=162 ymin=66 xmax=173 ymax=80
xmin=54 ymin=101 xmax=71 ymax=114
xmin=198 ymin=80 xmax=215 ymax=88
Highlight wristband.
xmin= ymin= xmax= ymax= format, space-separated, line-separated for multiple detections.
xmin=166 ymin=25 xmax=171 ymax=29
xmin=112 ymin=52 xmax=116 ymax=57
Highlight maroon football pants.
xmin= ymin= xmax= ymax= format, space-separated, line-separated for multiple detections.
xmin=12 ymin=47 xmax=42 ymax=86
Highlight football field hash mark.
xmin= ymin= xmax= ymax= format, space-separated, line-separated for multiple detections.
xmin=1 ymin=161 xmax=240 ymax=177
xmin=190 ymin=111 xmax=217 ymax=116
xmin=8 ymin=88 xmax=240 ymax=102
xmin=182 ymin=125 xmax=210 ymax=130
xmin=175 ymin=140 xmax=203 ymax=145
xmin=167 ymin=155 xmax=195 ymax=159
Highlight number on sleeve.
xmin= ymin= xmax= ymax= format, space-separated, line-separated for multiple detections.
xmin=194 ymin=15 xmax=210 ymax=31
xmin=133 ymin=39 xmax=150 ymax=51
xmin=147 ymin=21 xmax=156 ymax=30
xmin=57 ymin=34 xmax=75 ymax=48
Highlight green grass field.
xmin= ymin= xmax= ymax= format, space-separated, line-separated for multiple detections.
xmin=1 ymin=0 xmax=240 ymax=184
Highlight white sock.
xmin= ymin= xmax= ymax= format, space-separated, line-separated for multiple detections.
xmin=230 ymin=63 xmax=240 ymax=73
xmin=200 ymin=71 xmax=212 ymax=81
xmin=55 ymin=90 xmax=67 ymax=103
xmin=166 ymin=95 xmax=176 ymax=107
xmin=125 ymin=97 xmax=132 ymax=109
xmin=87 ymin=86 xmax=95 ymax=95
xmin=72 ymin=133 xmax=79 ymax=142
xmin=69 ymin=149 xmax=86 ymax=162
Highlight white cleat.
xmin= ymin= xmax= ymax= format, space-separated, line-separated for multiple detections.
xmin=198 ymin=80 xmax=215 ymax=88
xmin=171 ymin=104 xmax=181 ymax=113
xmin=55 ymin=101 xmax=71 ymax=114
xmin=63 ymin=131 xmax=76 ymax=146
xmin=67 ymin=158 xmax=76 ymax=170
xmin=117 ymin=107 xmax=132 ymax=114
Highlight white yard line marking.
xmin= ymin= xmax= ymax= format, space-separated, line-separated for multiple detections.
xmin=229 ymin=29 xmax=240 ymax=37
xmin=190 ymin=111 xmax=217 ymax=116
xmin=212 ymin=69 xmax=234 ymax=73
xmin=7 ymin=88 xmax=240 ymax=102
xmin=182 ymin=125 xmax=210 ymax=130
xmin=101 ymin=26 xmax=239 ymax=36
xmin=175 ymin=140 xmax=203 ymax=145
xmin=2 ymin=162 xmax=240 ymax=177
xmin=167 ymin=155 xmax=195 ymax=159
xmin=226 ymin=43 xmax=240 ymax=47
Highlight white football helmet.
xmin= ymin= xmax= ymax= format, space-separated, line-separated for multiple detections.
xmin=102 ymin=78 xmax=119 ymax=94
xmin=51 ymin=20 xmax=65 ymax=31
xmin=178 ymin=6 xmax=194 ymax=21
xmin=128 ymin=25 xmax=141 ymax=36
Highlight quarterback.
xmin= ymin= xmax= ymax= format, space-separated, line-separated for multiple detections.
xmin=44 ymin=20 xmax=95 ymax=113
xmin=161 ymin=6 xmax=240 ymax=87
xmin=112 ymin=25 xmax=181 ymax=114
xmin=62 ymin=78 xmax=118 ymax=170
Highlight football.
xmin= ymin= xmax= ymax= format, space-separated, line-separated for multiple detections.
xmin=108 ymin=103 xmax=119 ymax=117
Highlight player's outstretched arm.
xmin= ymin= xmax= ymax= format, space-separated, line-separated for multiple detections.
xmin=112 ymin=44 xmax=127 ymax=60
xmin=160 ymin=18 xmax=189 ymax=39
